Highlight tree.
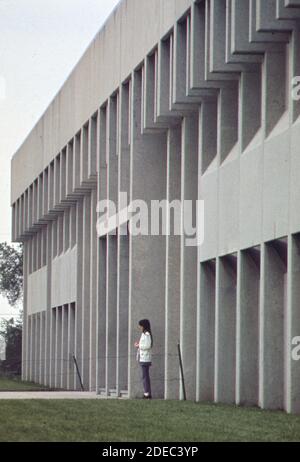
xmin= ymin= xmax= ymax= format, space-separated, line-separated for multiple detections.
xmin=0 ymin=242 xmax=23 ymax=375
xmin=0 ymin=242 xmax=23 ymax=306
xmin=0 ymin=317 xmax=22 ymax=375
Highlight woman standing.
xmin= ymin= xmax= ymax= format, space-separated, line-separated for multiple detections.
xmin=134 ymin=319 xmax=153 ymax=399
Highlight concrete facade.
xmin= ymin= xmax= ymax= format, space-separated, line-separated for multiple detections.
xmin=11 ymin=0 xmax=300 ymax=412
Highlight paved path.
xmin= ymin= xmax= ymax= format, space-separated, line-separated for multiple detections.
xmin=0 ymin=391 xmax=107 ymax=400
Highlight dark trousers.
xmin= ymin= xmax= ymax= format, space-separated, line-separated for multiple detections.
xmin=140 ymin=362 xmax=152 ymax=395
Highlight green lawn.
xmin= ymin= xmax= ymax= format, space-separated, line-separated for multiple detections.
xmin=0 ymin=376 xmax=50 ymax=391
xmin=0 ymin=399 xmax=300 ymax=442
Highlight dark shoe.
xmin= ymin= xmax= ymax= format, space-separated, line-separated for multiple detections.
xmin=143 ymin=394 xmax=152 ymax=400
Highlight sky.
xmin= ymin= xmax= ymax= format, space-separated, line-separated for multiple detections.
xmin=0 ymin=0 xmax=121 ymax=320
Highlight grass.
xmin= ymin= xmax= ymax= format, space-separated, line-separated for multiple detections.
xmin=0 ymin=376 xmax=50 ymax=391
xmin=0 ymin=399 xmax=299 ymax=442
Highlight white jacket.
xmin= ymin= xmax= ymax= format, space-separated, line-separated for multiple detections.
xmin=137 ymin=331 xmax=152 ymax=363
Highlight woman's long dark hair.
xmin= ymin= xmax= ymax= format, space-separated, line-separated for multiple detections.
xmin=139 ymin=319 xmax=153 ymax=347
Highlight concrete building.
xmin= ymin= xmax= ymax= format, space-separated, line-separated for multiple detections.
xmin=11 ymin=0 xmax=300 ymax=412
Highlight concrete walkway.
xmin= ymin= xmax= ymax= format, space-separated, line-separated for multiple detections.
xmin=0 ymin=391 xmax=105 ymax=400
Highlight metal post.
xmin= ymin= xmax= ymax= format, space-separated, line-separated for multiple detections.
xmin=177 ymin=343 xmax=186 ymax=401
xmin=73 ymin=354 xmax=84 ymax=391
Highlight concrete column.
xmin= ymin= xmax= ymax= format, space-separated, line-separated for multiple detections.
xmin=38 ymin=174 xmax=43 ymax=223
xmin=37 ymin=231 xmax=41 ymax=269
xmin=34 ymin=314 xmax=39 ymax=383
xmin=217 ymin=84 xmax=239 ymax=163
xmin=66 ymin=141 xmax=74 ymax=200
xmin=34 ymin=235 xmax=37 ymax=272
xmin=215 ymin=255 xmax=237 ymax=404
xmin=197 ymin=260 xmax=216 ymax=402
xmin=21 ymin=194 xmax=25 ymax=237
xmin=239 ymin=68 xmax=262 ymax=152
xmin=73 ymin=133 xmax=81 ymax=194
xmin=28 ymin=315 xmax=33 ymax=382
xmin=96 ymin=238 xmax=107 ymax=392
xmin=15 ymin=199 xmax=20 ymax=239
xmin=157 ymin=36 xmax=172 ymax=120
xmin=105 ymin=97 xmax=118 ymax=395
xmin=63 ymin=209 xmax=70 ymax=252
xmin=236 ymin=249 xmax=260 ymax=406
xmin=55 ymin=307 xmax=62 ymax=388
xmin=285 ymin=235 xmax=300 ymax=413
xmin=39 ymin=312 xmax=46 ymax=385
xmin=22 ymin=195 xmax=26 ymax=237
xmin=32 ymin=313 xmax=36 ymax=382
xmin=50 ymin=308 xmax=56 ymax=388
xmin=117 ymin=235 xmax=129 ymax=395
xmin=96 ymin=107 xmax=107 ymax=393
xmin=31 ymin=234 xmax=35 ymax=273
xmin=67 ymin=303 xmax=76 ymax=390
xmin=54 ymin=155 xmax=61 ymax=209
xmin=28 ymin=184 xmax=33 ymax=229
xmin=61 ymin=304 xmax=68 ymax=389
xmin=60 ymin=148 xmax=67 ymax=205
xmin=22 ymin=241 xmax=29 ymax=381
xmin=35 ymin=230 xmax=41 ymax=271
xmin=98 ymin=106 xmax=107 ymax=201
xmin=165 ymin=127 xmax=181 ymax=400
xmin=33 ymin=313 xmax=38 ymax=383
xmin=45 ymin=222 xmax=52 ymax=386
xmin=38 ymin=231 xmax=43 ymax=270
xmin=42 ymin=226 xmax=47 ymax=267
xmin=172 ymin=19 xmax=188 ymax=105
xmin=89 ymin=188 xmax=98 ymax=391
xmin=199 ymin=100 xmax=218 ymax=174
xmin=80 ymin=123 xmax=89 ymax=186
xmin=52 ymin=219 xmax=57 ymax=259
xmin=16 ymin=196 xmax=21 ymax=240
xmin=75 ymin=198 xmax=84 ymax=390
xmin=70 ymin=204 xmax=77 ymax=248
xmin=43 ymin=167 xmax=49 ymax=218
xmin=12 ymin=203 xmax=16 ymax=242
xmin=24 ymin=190 xmax=29 ymax=233
xmin=49 ymin=161 xmax=55 ymax=212
xmin=128 ymin=70 xmax=167 ymax=399
xmin=14 ymin=201 xmax=18 ymax=241
xmin=88 ymin=114 xmax=98 ymax=183
xmin=142 ymin=52 xmax=161 ymax=132
xmin=179 ymin=113 xmax=198 ymax=401
xmin=58 ymin=214 xmax=64 ymax=255
xmin=81 ymin=193 xmax=91 ymax=388
xmin=259 ymin=241 xmax=286 ymax=410
xmin=262 ymin=46 xmax=287 ymax=137
xmin=33 ymin=180 xmax=38 ymax=225
xmin=45 ymin=308 xmax=51 ymax=387
xmin=106 ymin=235 xmax=118 ymax=393
xmin=22 ymin=196 xmax=26 ymax=237
xmin=291 ymin=27 xmax=300 ymax=122
xmin=27 ymin=239 xmax=31 ymax=277
xmin=116 ymin=83 xmax=130 ymax=396
xmin=18 ymin=195 xmax=22 ymax=246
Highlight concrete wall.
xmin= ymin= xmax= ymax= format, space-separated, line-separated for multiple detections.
xmin=51 ymin=246 xmax=77 ymax=308
xmin=27 ymin=266 xmax=47 ymax=315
